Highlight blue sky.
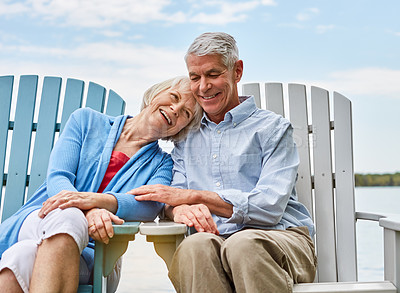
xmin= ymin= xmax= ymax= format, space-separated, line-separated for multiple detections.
xmin=1 ymin=0 xmax=399 ymax=173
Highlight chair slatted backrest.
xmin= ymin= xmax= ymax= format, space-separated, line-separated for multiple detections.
xmin=0 ymin=75 xmax=126 ymax=222
xmin=242 ymin=82 xmax=357 ymax=283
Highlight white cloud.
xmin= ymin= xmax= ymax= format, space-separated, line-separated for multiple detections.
xmin=296 ymin=7 xmax=319 ymax=22
xmin=0 ymin=40 xmax=188 ymax=115
xmin=0 ymin=0 xmax=28 ymax=15
xmin=190 ymin=1 xmax=261 ymax=25
xmin=0 ymin=0 xmax=276 ymax=27
xmin=315 ymin=24 xmax=335 ymax=34
xmin=261 ymin=0 xmax=277 ymax=5
xmin=100 ymin=30 xmax=124 ymax=38
xmin=308 ymin=68 xmax=400 ymax=99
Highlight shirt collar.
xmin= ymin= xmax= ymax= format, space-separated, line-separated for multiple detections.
xmin=200 ymin=95 xmax=257 ymax=127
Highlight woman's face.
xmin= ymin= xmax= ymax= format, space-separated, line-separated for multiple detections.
xmin=147 ymin=86 xmax=197 ymax=138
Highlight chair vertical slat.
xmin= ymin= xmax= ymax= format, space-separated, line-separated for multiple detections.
xmin=86 ymin=82 xmax=105 ymax=113
xmin=106 ymin=90 xmax=126 ymax=116
xmin=0 ymin=76 xmax=14 ymax=204
xmin=60 ymin=79 xmax=84 ymax=134
xmin=265 ymin=83 xmax=284 ymax=116
xmin=2 ymin=75 xmax=38 ymax=221
xmin=27 ymin=77 xmax=62 ymax=199
xmin=288 ymin=84 xmax=313 ymax=215
xmin=311 ymin=86 xmax=337 ymax=282
xmin=242 ymin=83 xmax=261 ymax=108
xmin=334 ymin=92 xmax=357 ymax=281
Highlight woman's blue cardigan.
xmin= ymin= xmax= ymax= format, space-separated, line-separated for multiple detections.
xmin=0 ymin=108 xmax=172 ymax=259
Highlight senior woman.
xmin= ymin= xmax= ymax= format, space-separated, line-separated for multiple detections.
xmin=0 ymin=76 xmax=202 ymax=293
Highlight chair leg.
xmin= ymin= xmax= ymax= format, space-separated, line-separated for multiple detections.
xmin=146 ymin=234 xmax=184 ymax=270
xmin=383 ymin=228 xmax=400 ymax=292
xmin=93 ymin=235 xmax=135 ymax=293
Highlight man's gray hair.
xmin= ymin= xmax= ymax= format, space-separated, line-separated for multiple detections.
xmin=185 ymin=32 xmax=239 ymax=70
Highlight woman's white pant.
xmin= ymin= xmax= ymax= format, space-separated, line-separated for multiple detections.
xmin=0 ymin=208 xmax=121 ymax=292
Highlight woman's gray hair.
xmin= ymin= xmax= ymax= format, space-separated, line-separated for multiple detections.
xmin=184 ymin=32 xmax=239 ymax=70
xmin=141 ymin=76 xmax=203 ymax=142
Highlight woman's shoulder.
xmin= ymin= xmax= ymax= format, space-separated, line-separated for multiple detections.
xmin=70 ymin=108 xmax=115 ymax=125
xmin=71 ymin=107 xmax=104 ymax=118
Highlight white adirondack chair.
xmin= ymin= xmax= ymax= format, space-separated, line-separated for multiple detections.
xmin=140 ymin=83 xmax=400 ymax=293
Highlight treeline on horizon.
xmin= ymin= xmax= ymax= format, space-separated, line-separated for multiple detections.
xmin=355 ymin=172 xmax=400 ymax=187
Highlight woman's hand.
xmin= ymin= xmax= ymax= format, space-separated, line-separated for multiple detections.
xmin=86 ymin=208 xmax=124 ymax=244
xmin=172 ymin=204 xmax=219 ymax=235
xmin=38 ymin=190 xmax=99 ymax=218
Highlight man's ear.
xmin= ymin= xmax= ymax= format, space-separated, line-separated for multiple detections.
xmin=234 ymin=60 xmax=244 ymax=83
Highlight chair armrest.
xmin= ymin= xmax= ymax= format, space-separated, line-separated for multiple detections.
xmin=93 ymin=222 xmax=140 ymax=292
xmin=380 ymin=216 xmax=400 ymax=232
xmin=356 ymin=211 xmax=387 ymax=222
xmin=140 ymin=221 xmax=187 ymax=235
xmin=113 ymin=221 xmax=141 ymax=236
xmin=140 ymin=221 xmax=187 ymax=269
xmin=377 ymin=215 xmax=400 ymax=290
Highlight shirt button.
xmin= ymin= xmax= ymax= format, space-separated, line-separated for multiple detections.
xmin=217 ymin=130 xmax=221 ymax=134
xmin=233 ymin=122 xmax=237 ymax=126
xmin=216 ymin=182 xmax=221 ymax=187
xmin=213 ymin=154 xmax=217 ymax=159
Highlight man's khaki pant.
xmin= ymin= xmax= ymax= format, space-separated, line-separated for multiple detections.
xmin=168 ymin=227 xmax=317 ymax=293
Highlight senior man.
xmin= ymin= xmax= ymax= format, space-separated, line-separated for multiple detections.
xmin=132 ymin=32 xmax=317 ymax=293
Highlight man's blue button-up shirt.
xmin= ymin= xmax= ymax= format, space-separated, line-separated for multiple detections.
xmin=171 ymin=96 xmax=315 ymax=237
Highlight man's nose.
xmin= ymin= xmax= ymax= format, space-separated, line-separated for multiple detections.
xmin=199 ymin=77 xmax=210 ymax=94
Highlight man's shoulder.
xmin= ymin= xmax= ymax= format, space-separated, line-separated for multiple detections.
xmin=249 ymin=107 xmax=291 ymax=129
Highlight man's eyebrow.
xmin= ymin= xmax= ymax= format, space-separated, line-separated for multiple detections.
xmin=205 ymin=68 xmax=223 ymax=75
xmin=189 ymin=68 xmax=223 ymax=76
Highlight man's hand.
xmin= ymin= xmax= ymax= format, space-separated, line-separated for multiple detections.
xmin=130 ymin=184 xmax=234 ymax=218
xmin=86 ymin=208 xmax=124 ymax=244
xmin=172 ymin=204 xmax=219 ymax=235
xmin=129 ymin=184 xmax=189 ymax=206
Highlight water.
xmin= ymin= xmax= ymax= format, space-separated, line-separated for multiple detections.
xmin=355 ymin=186 xmax=400 ymax=282
xmin=116 ymin=186 xmax=400 ymax=292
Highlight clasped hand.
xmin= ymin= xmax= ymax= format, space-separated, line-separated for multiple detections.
xmin=172 ymin=204 xmax=219 ymax=235
xmin=129 ymin=185 xmax=219 ymax=235
xmin=39 ymin=190 xmax=124 ymax=244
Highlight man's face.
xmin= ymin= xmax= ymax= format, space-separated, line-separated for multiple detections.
xmin=187 ymin=54 xmax=243 ymax=123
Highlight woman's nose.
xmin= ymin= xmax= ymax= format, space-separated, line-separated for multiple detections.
xmin=170 ymin=103 xmax=183 ymax=116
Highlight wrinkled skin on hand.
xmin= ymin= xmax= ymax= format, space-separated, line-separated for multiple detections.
xmin=39 ymin=190 xmax=100 ymax=218
xmin=86 ymin=208 xmax=124 ymax=244
xmin=172 ymin=204 xmax=219 ymax=235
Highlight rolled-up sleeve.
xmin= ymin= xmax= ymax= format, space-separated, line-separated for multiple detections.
xmin=110 ymin=156 xmax=173 ymax=221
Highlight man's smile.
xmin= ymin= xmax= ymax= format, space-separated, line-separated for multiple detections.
xmin=201 ymin=93 xmax=219 ymax=100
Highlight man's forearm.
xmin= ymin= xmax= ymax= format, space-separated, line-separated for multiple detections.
xmin=132 ymin=185 xmax=233 ymax=218
xmin=184 ymin=189 xmax=233 ymax=218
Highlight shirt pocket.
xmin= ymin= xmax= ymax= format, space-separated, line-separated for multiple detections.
xmin=222 ymin=153 xmax=262 ymax=188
